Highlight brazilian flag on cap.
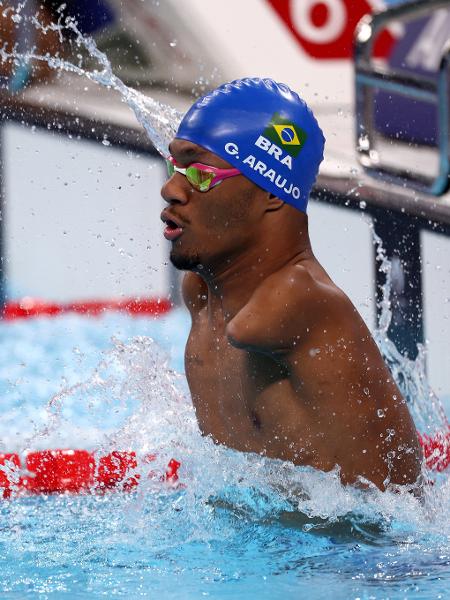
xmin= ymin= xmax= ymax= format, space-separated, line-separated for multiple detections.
xmin=263 ymin=112 xmax=308 ymax=158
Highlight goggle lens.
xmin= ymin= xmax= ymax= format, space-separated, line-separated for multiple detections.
xmin=185 ymin=166 xmax=214 ymax=192
xmin=165 ymin=159 xmax=215 ymax=192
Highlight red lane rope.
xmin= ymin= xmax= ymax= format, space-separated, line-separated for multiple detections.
xmin=418 ymin=427 xmax=450 ymax=473
xmin=0 ymin=450 xmax=181 ymax=499
xmin=0 ymin=428 xmax=449 ymax=499
xmin=2 ymin=297 xmax=172 ymax=320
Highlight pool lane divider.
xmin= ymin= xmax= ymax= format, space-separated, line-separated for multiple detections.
xmin=0 ymin=450 xmax=181 ymax=499
xmin=0 ymin=429 xmax=449 ymax=499
xmin=2 ymin=297 xmax=172 ymax=320
xmin=418 ymin=428 xmax=450 ymax=473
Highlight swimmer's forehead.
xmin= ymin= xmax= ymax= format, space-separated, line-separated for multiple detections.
xmin=169 ymin=138 xmax=233 ymax=168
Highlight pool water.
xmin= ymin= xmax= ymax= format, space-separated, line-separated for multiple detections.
xmin=0 ymin=309 xmax=449 ymax=600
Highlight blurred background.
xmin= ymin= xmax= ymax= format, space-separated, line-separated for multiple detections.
xmin=0 ymin=0 xmax=448 ymax=399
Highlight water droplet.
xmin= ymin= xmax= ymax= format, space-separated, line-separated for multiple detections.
xmin=385 ymin=429 xmax=395 ymax=442
xmin=358 ymin=134 xmax=370 ymax=152
xmin=377 ymin=409 xmax=385 ymax=418
xmin=169 ymin=40 xmax=178 ymax=48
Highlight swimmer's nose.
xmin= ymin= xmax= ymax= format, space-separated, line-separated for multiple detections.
xmin=160 ymin=176 xmax=189 ymax=205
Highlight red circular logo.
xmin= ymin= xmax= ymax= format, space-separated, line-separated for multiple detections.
xmin=267 ymin=0 xmax=394 ymax=59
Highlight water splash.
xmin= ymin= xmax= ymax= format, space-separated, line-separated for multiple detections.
xmin=372 ymin=231 xmax=448 ymax=436
xmin=0 ymin=2 xmax=183 ymax=156
xmin=13 ymin=312 xmax=445 ymax=534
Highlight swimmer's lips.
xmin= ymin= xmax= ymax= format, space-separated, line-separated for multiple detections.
xmin=161 ymin=213 xmax=184 ymax=241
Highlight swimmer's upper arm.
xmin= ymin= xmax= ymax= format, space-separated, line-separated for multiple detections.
xmin=182 ymin=272 xmax=207 ymax=317
xmin=226 ymin=266 xmax=317 ymax=353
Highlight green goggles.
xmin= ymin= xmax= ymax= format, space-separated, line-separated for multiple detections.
xmin=166 ymin=156 xmax=241 ymax=192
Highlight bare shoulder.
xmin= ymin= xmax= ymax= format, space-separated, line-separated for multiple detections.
xmin=181 ymin=272 xmax=208 ymax=317
xmin=226 ymin=263 xmax=345 ymax=352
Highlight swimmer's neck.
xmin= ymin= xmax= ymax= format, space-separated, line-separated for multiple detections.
xmin=195 ymin=232 xmax=313 ymax=319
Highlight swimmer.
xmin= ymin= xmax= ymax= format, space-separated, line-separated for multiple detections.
xmin=160 ymin=78 xmax=422 ymax=490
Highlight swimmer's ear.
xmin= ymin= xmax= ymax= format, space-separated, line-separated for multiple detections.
xmin=266 ymin=192 xmax=285 ymax=212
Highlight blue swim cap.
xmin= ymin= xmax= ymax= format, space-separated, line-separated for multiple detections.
xmin=176 ymin=78 xmax=325 ymax=212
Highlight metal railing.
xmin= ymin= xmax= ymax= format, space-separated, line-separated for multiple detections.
xmin=354 ymin=0 xmax=450 ymax=195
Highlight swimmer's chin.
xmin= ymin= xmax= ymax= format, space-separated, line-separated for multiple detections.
xmin=169 ymin=251 xmax=202 ymax=271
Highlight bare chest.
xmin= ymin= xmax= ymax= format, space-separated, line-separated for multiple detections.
xmin=184 ymin=319 xmax=292 ymax=447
